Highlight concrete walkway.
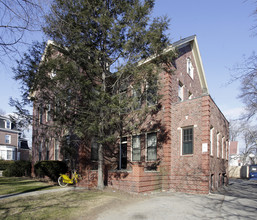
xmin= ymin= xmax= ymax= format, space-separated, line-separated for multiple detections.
xmin=0 ymin=186 xmax=83 ymax=200
xmin=96 ymin=179 xmax=257 ymax=220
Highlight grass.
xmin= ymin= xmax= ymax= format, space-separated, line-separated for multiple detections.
xmin=0 ymin=177 xmax=59 ymax=195
xmin=0 ymin=189 xmax=123 ymax=220
xmin=0 ymin=177 xmax=142 ymax=219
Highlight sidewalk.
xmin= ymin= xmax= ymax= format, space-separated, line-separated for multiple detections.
xmin=0 ymin=186 xmax=85 ymax=200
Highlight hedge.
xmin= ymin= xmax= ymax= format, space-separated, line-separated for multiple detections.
xmin=3 ymin=160 xmax=31 ymax=177
xmin=34 ymin=161 xmax=68 ymax=182
xmin=0 ymin=160 xmax=14 ymax=170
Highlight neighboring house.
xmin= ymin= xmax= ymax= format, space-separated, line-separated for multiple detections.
xmin=0 ymin=115 xmax=30 ymax=161
xmin=32 ymin=35 xmax=229 ymax=194
xmin=229 ymin=141 xmax=240 ymax=166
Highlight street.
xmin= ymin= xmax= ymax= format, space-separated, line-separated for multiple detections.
xmin=96 ymin=179 xmax=257 ymax=220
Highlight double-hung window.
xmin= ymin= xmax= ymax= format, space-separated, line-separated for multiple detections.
xmin=147 ymin=133 xmax=157 ymax=161
xmin=132 ymin=135 xmax=141 ymax=161
xmin=6 ymin=120 xmax=11 ymax=129
xmin=7 ymin=150 xmax=12 ymax=160
xmin=5 ymin=135 xmax=11 ymax=144
xmin=182 ymin=127 xmax=193 ymax=155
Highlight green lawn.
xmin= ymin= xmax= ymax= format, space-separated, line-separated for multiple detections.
xmin=0 ymin=189 xmax=128 ymax=220
xmin=0 ymin=177 xmax=59 ymax=195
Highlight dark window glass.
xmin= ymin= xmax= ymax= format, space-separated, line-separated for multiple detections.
xmin=183 ymin=128 xmax=193 ymax=155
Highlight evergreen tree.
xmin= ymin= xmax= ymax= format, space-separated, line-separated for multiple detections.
xmin=13 ymin=0 xmax=175 ymax=189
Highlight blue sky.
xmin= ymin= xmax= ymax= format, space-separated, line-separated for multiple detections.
xmin=0 ymin=0 xmax=256 ymax=122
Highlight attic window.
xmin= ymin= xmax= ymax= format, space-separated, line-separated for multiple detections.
xmin=187 ymin=58 xmax=194 ymax=79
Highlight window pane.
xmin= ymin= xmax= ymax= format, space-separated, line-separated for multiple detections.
xmin=7 ymin=150 xmax=12 ymax=160
xmin=5 ymin=135 xmax=10 ymax=144
xmin=147 ymin=133 xmax=157 ymax=160
xmin=183 ymin=128 xmax=193 ymax=155
xmin=132 ymin=136 xmax=141 ymax=161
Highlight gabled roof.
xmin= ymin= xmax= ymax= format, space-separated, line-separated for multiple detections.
xmin=44 ymin=36 xmax=209 ymax=94
xmin=139 ymin=35 xmax=209 ymax=94
xmin=166 ymin=35 xmax=209 ymax=94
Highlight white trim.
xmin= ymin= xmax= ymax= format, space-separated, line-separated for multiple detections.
xmin=210 ymin=127 xmax=213 ymax=156
xmin=217 ymin=133 xmax=220 ymax=158
xmin=181 ymin=126 xmax=194 ymax=156
xmin=221 ymin=136 xmax=225 ymax=159
xmin=131 ymin=135 xmax=141 ymax=162
xmin=145 ymin=132 xmax=157 ymax=162
xmin=5 ymin=120 xmax=11 ymax=129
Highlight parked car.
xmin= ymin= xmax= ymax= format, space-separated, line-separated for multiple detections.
xmin=249 ymin=165 xmax=257 ymax=180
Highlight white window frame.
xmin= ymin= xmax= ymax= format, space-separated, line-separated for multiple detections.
xmin=222 ymin=137 xmax=225 ymax=159
xmin=146 ymin=132 xmax=157 ymax=161
xmin=7 ymin=150 xmax=12 ymax=160
xmin=5 ymin=120 xmax=11 ymax=129
xmin=132 ymin=135 xmax=141 ymax=161
xmin=226 ymin=140 xmax=228 ymax=160
xmin=217 ymin=133 xmax=220 ymax=158
xmin=178 ymin=81 xmax=184 ymax=101
xmin=187 ymin=57 xmax=194 ymax=79
xmin=5 ymin=135 xmax=11 ymax=144
xmin=210 ymin=127 xmax=213 ymax=156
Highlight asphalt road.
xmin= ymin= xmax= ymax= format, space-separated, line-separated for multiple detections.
xmin=96 ymin=179 xmax=257 ymax=220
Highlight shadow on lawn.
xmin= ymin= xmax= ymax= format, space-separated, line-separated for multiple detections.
xmin=0 ymin=185 xmax=57 ymax=199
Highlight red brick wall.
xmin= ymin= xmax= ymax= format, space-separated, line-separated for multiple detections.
xmin=169 ymin=96 xmax=229 ymax=194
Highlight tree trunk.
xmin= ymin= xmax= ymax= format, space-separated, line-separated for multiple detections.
xmin=97 ymin=143 xmax=104 ymax=190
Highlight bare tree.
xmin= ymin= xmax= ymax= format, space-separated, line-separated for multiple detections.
xmin=233 ymin=53 xmax=257 ymax=120
xmin=0 ymin=0 xmax=48 ymax=60
xmin=229 ymin=119 xmax=241 ymax=141
xmin=240 ymin=123 xmax=257 ymax=165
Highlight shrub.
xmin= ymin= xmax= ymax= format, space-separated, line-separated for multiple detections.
xmin=3 ymin=160 xmax=31 ymax=177
xmin=34 ymin=161 xmax=68 ymax=182
xmin=0 ymin=160 xmax=14 ymax=170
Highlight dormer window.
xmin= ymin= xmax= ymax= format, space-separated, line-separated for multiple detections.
xmin=5 ymin=120 xmax=11 ymax=129
xmin=187 ymin=58 xmax=194 ymax=79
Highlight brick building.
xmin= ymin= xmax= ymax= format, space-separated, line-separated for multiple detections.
xmin=32 ymin=35 xmax=229 ymax=194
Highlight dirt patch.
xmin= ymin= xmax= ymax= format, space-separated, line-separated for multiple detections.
xmin=84 ymin=188 xmax=147 ymax=220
